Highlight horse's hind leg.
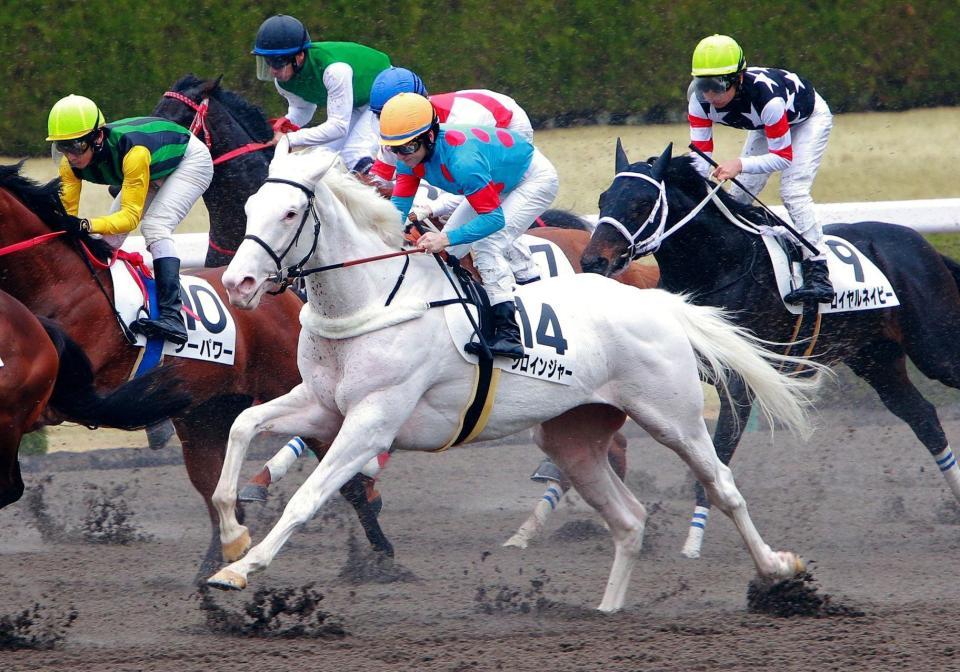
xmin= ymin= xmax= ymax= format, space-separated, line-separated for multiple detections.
xmin=848 ymin=345 xmax=960 ymax=501
xmin=626 ymin=393 xmax=803 ymax=585
xmin=504 ymin=430 xmax=628 ymax=549
xmin=683 ymin=375 xmax=753 ymax=559
xmin=538 ymin=404 xmax=643 ymax=612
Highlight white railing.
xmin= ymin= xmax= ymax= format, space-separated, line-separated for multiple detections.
xmin=123 ymin=197 xmax=960 ymax=268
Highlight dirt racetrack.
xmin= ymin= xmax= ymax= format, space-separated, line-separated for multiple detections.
xmin=4 ymin=399 xmax=960 ymax=671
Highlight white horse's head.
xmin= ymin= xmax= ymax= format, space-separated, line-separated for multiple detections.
xmin=222 ymin=140 xmax=341 ymax=309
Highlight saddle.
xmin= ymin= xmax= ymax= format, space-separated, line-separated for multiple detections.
xmin=404 ymin=224 xmax=496 ymax=359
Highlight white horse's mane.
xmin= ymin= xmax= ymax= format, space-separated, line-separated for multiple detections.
xmin=321 ymin=166 xmax=404 ymax=249
xmin=270 ymin=146 xmax=404 ymax=249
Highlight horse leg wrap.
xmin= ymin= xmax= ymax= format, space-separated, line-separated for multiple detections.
xmin=264 ymin=436 xmax=308 ymax=482
xmin=503 ymin=481 xmax=562 ymax=549
xmin=935 ymin=446 xmax=960 ymax=502
xmin=681 ymin=506 xmax=710 ymax=559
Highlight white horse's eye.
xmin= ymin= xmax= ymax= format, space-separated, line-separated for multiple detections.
xmin=284 ymin=210 xmax=298 ymax=220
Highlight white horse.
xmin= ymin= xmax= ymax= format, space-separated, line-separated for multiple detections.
xmin=210 ymin=142 xmax=823 ymax=612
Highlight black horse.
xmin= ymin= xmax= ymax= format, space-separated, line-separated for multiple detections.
xmin=152 ymin=74 xmax=275 ymax=268
xmin=581 ymin=141 xmax=960 ymax=557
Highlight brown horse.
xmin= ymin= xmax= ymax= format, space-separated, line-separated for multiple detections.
xmin=0 ymin=163 xmax=327 ymax=575
xmin=1 ymin=288 xmax=196 ymax=508
xmin=0 ymin=291 xmax=57 ymax=508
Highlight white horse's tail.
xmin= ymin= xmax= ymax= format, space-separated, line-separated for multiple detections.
xmin=666 ymin=294 xmax=828 ymax=439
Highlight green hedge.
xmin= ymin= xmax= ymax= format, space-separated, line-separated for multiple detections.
xmin=2 ymin=1 xmax=957 ymax=155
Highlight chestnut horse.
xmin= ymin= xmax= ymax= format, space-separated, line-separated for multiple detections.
xmin=1 ymin=289 xmax=196 ymax=508
xmin=0 ymin=163 xmax=346 ymax=575
xmin=1 ymin=291 xmax=57 ymax=508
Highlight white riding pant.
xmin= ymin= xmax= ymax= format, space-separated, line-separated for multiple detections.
xmin=104 ymin=134 xmax=213 ymax=260
xmin=730 ymin=93 xmax=832 ymax=260
xmin=446 ymin=149 xmax=559 ymax=305
xmin=328 ymin=107 xmax=380 ymax=172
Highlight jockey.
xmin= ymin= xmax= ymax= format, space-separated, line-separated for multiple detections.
xmin=688 ymin=34 xmax=835 ymax=304
xmin=252 ymin=14 xmax=391 ymax=172
xmin=380 ymin=93 xmax=559 ymax=359
xmin=367 ymin=66 xmax=540 ymax=284
xmin=46 ymin=94 xmax=213 ymax=345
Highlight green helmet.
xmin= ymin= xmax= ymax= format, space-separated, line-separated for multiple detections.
xmin=691 ymin=34 xmax=745 ymax=76
xmin=46 ymin=95 xmax=106 ymax=141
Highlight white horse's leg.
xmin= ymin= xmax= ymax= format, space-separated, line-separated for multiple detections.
xmin=645 ymin=416 xmax=803 ymax=581
xmin=208 ymin=395 xmax=411 ymax=590
xmin=211 ymin=383 xmax=338 ymax=562
xmin=502 ymin=480 xmax=563 ymax=549
xmin=539 ymin=405 xmax=642 ymax=613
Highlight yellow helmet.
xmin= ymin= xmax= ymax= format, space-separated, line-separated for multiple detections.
xmin=46 ymin=95 xmax=106 ymax=141
xmin=379 ymin=92 xmax=435 ymax=146
xmin=691 ymin=34 xmax=745 ymax=76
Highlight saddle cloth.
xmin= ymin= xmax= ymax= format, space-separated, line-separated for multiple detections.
xmin=444 ymin=236 xmax=578 ymax=386
xmin=762 ymin=234 xmax=900 ymax=315
xmin=109 ymin=260 xmax=238 ymax=366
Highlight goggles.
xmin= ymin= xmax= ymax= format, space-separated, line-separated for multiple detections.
xmin=693 ymin=73 xmax=740 ymax=96
xmin=263 ymin=54 xmax=295 ymax=69
xmin=388 ymin=139 xmax=422 ymax=156
xmin=53 ymin=136 xmax=93 ymax=156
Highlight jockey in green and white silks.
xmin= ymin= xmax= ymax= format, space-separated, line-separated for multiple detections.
xmin=252 ymin=14 xmax=391 ymax=172
xmin=47 ymin=95 xmax=213 ymax=345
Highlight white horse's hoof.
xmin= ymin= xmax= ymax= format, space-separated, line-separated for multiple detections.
xmin=222 ymin=527 xmax=251 ymax=562
xmin=207 ymin=568 xmax=247 ymax=591
xmin=502 ymin=534 xmax=529 ymax=549
xmin=773 ymin=551 xmax=806 ymax=578
xmin=680 ymin=547 xmax=701 ymax=559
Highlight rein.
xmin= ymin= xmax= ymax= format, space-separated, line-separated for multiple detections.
xmin=0 ymin=230 xmax=65 ymax=257
xmin=162 ymin=91 xmax=272 ymax=166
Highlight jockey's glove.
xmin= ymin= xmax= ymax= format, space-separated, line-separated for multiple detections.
xmin=63 ymin=215 xmax=91 ymax=237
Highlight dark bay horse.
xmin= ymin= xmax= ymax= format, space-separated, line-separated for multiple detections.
xmin=1 ymin=290 xmax=191 ymax=508
xmin=0 ymin=164 xmax=390 ymax=574
xmin=152 ymin=74 xmax=274 ymax=267
xmin=581 ymin=141 xmax=960 ymax=558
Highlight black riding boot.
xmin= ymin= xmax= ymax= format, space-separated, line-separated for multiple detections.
xmin=488 ymin=300 xmax=524 ymax=360
xmin=784 ymin=258 xmax=834 ymax=305
xmin=132 ymin=257 xmax=188 ymax=345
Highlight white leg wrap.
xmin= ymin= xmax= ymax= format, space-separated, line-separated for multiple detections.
xmin=681 ymin=506 xmax=710 ymax=559
xmin=935 ymin=446 xmax=960 ymax=502
xmin=503 ymin=481 xmax=562 ymax=549
xmin=264 ymin=436 xmax=307 ymax=482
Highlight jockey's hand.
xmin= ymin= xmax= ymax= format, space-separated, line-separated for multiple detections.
xmin=710 ymin=158 xmax=743 ymax=182
xmin=416 ymin=231 xmax=449 ymax=254
xmin=267 ymin=130 xmax=284 ymax=147
xmin=63 ymin=215 xmax=91 ymax=237
xmin=408 ymin=204 xmax=433 ymax=224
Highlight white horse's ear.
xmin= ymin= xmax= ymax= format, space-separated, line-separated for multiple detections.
xmin=304 ymin=150 xmax=341 ymax=186
xmin=268 ymin=135 xmax=292 ymax=174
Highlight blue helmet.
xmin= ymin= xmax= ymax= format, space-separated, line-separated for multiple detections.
xmin=252 ymin=15 xmax=311 ymax=56
xmin=369 ymin=67 xmax=429 ymax=115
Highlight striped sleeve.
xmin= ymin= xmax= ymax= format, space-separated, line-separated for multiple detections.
xmin=740 ymin=98 xmax=792 ymax=174
xmin=687 ymin=96 xmax=713 ymax=177
xmin=89 ymin=145 xmax=151 ymax=235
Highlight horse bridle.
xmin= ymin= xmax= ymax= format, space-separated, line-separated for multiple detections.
xmin=162 ymin=91 xmax=212 ymax=149
xmin=596 ymin=170 xmax=725 ymax=261
xmin=243 ymin=177 xmax=322 ymax=288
